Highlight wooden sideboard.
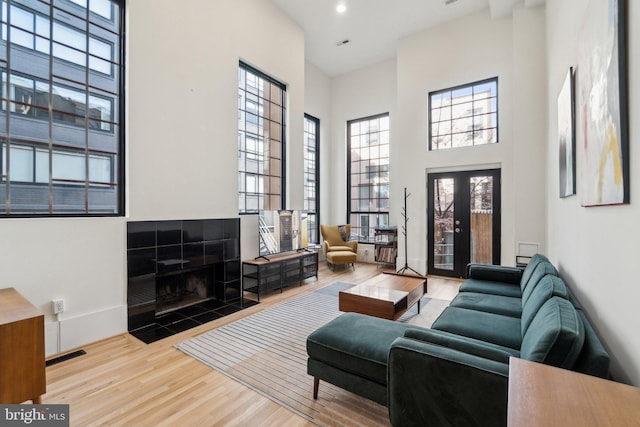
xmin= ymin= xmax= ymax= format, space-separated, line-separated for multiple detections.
xmin=508 ymin=357 xmax=640 ymax=426
xmin=0 ymin=288 xmax=46 ymax=404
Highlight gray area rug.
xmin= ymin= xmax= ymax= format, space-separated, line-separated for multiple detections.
xmin=175 ymin=281 xmax=449 ymax=426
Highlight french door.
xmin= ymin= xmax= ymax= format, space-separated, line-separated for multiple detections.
xmin=427 ymin=169 xmax=501 ymax=278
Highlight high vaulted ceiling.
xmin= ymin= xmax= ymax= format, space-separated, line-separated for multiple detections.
xmin=269 ymin=0 xmax=545 ymax=77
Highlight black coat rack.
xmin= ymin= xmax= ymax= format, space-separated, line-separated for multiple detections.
xmin=397 ymin=187 xmax=423 ymax=276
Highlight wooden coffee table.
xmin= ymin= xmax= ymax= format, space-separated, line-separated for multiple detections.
xmin=338 ymin=272 xmax=427 ymax=320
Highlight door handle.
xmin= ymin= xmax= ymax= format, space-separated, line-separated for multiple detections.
xmin=455 ymin=227 xmax=461 ymax=233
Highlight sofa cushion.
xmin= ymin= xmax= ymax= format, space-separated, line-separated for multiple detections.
xmin=449 ymin=292 xmax=522 ymax=317
xmin=520 ymin=297 xmax=584 ymax=369
xmin=521 ymin=275 xmax=568 ymax=334
xmin=306 ymin=312 xmax=410 ymax=385
xmin=404 ymin=328 xmax=520 ymax=363
xmin=466 ymin=264 xmax=522 ymax=283
xmin=519 ymin=252 xmax=548 ymax=279
xmin=520 ymin=259 xmax=560 ymax=297
xmin=431 ymin=307 xmax=522 ymax=350
xmin=458 ymin=278 xmax=522 ymax=298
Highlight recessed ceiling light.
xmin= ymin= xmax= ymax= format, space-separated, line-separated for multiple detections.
xmin=336 ymin=3 xmax=347 ymax=14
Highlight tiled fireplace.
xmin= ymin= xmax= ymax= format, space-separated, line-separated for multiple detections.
xmin=126 ymin=218 xmax=256 ymax=343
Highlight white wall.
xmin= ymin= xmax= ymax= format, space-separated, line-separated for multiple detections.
xmin=330 ymin=59 xmax=397 ymax=227
xmin=0 ymin=0 xmax=305 ymax=355
xmin=546 ymin=1 xmax=640 ymax=385
xmin=128 ymin=0 xmax=304 ymax=220
xmin=304 ymin=62 xmax=332 ymax=240
xmin=392 ymin=8 xmax=546 ymax=274
xmin=0 ymin=218 xmax=127 ymax=355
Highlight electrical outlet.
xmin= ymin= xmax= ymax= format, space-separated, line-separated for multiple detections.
xmin=52 ymin=299 xmax=64 ymax=314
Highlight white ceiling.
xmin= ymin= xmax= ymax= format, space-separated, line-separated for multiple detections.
xmin=269 ymin=0 xmax=545 ymax=77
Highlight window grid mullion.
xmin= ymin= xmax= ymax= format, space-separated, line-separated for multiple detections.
xmin=1 ymin=0 xmax=123 ymax=216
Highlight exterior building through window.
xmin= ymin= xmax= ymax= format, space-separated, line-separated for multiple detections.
xmin=0 ymin=0 xmax=124 ymax=216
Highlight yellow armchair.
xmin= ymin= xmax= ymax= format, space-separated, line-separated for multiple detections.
xmin=320 ymin=224 xmax=358 ymax=255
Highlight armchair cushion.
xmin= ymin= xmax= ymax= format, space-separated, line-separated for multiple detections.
xmin=326 ymin=245 xmax=355 ymax=252
xmin=337 ymin=224 xmax=349 ymax=241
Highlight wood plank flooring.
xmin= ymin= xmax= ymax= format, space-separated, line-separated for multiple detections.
xmin=42 ymin=262 xmax=461 ymax=426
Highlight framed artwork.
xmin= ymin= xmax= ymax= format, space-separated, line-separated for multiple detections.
xmin=558 ymin=67 xmax=576 ymax=198
xmin=577 ymin=0 xmax=629 ymax=206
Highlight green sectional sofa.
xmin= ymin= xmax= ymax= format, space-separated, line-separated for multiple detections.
xmin=306 ymin=254 xmax=610 ymax=427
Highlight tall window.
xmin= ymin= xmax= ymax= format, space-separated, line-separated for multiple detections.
xmin=0 ymin=0 xmax=124 ymax=216
xmin=304 ymin=114 xmax=319 ymax=245
xmin=238 ymin=62 xmax=286 ymax=213
xmin=429 ymin=77 xmax=498 ymax=150
xmin=348 ymin=113 xmax=389 ymax=243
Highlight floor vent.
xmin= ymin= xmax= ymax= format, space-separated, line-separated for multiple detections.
xmin=46 ymin=349 xmax=87 ymax=367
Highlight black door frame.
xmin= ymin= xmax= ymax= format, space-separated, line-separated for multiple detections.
xmin=427 ymin=168 xmax=501 ymax=278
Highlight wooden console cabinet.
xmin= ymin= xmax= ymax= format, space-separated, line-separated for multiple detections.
xmin=0 ymin=288 xmax=46 ymax=404
xmin=508 ymin=357 xmax=640 ymax=426
xmin=242 ymin=251 xmax=318 ymax=300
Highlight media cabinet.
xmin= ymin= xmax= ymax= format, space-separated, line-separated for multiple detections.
xmin=242 ymin=251 xmax=318 ymax=300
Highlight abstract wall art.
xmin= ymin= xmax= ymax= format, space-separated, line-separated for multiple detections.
xmin=558 ymin=67 xmax=576 ymax=198
xmin=577 ymin=0 xmax=629 ymax=206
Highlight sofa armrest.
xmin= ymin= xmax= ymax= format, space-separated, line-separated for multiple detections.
xmin=345 ymin=240 xmax=358 ymax=253
xmin=388 ymin=337 xmax=509 ymax=427
xmin=404 ymin=328 xmax=517 ymax=364
xmin=466 ymin=263 xmax=523 ymax=283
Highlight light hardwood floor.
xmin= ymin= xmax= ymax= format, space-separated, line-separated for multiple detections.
xmin=42 ymin=262 xmax=461 ymax=426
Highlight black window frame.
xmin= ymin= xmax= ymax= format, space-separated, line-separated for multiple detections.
xmin=0 ymin=0 xmax=125 ymax=217
xmin=238 ymin=61 xmax=286 ymax=214
xmin=428 ymin=77 xmax=498 ymax=151
xmin=347 ymin=112 xmax=390 ymax=244
xmin=303 ymin=113 xmax=319 ymax=244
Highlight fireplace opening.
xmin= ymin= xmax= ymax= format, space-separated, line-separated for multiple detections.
xmin=156 ymin=266 xmax=214 ymax=315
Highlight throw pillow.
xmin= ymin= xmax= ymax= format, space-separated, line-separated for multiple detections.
xmin=338 ymin=225 xmax=349 ymax=242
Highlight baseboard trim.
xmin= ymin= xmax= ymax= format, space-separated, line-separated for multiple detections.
xmin=45 ymin=305 xmax=127 ymax=356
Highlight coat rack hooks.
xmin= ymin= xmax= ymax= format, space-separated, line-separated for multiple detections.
xmin=397 ymin=187 xmax=424 ymax=277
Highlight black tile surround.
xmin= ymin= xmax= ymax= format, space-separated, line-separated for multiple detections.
xmin=127 ymin=218 xmax=253 ymax=344
xmin=130 ymin=297 xmax=258 ymax=344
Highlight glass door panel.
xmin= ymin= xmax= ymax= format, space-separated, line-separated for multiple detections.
xmin=428 ymin=169 xmax=500 ymax=277
xmin=469 ymin=176 xmax=493 ymax=264
xmin=433 ymin=178 xmax=454 ymax=271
